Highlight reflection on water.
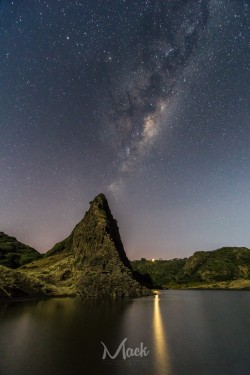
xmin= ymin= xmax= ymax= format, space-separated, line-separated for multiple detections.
xmin=153 ymin=293 xmax=171 ymax=375
xmin=1 ymin=291 xmax=250 ymax=375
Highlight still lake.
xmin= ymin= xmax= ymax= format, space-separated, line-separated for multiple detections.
xmin=1 ymin=290 xmax=250 ymax=375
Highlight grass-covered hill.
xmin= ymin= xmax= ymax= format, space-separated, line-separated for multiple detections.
xmin=132 ymin=247 xmax=250 ymax=289
xmin=0 ymin=232 xmax=41 ymax=269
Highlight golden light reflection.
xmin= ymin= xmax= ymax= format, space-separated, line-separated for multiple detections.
xmin=153 ymin=293 xmax=171 ymax=375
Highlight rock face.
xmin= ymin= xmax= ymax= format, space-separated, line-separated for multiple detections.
xmin=73 ymin=194 xmax=132 ymax=270
xmin=46 ymin=194 xmax=131 ymax=268
xmin=0 ymin=232 xmax=41 ymax=269
xmin=45 ymin=193 xmax=149 ymax=298
xmin=74 ymin=194 xmax=148 ymax=297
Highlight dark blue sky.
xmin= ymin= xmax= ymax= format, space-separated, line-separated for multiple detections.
xmin=0 ymin=0 xmax=249 ymax=259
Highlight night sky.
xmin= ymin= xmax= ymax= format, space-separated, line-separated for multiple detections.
xmin=0 ymin=0 xmax=250 ymax=259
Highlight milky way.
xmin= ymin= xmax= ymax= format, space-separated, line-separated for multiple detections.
xmin=0 ymin=0 xmax=250 ymax=258
xmin=94 ymin=1 xmax=210 ymax=193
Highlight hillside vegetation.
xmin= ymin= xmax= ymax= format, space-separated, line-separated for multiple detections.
xmin=0 ymin=232 xmax=41 ymax=269
xmin=132 ymin=247 xmax=250 ymax=289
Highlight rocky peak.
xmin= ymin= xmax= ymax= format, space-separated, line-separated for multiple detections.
xmin=46 ymin=193 xmax=149 ymax=297
xmin=73 ymin=193 xmax=131 ymax=269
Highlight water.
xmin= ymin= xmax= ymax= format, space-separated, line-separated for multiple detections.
xmin=1 ymin=290 xmax=250 ymax=375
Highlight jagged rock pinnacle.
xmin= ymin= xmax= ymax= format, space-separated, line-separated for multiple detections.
xmin=46 ymin=193 xmax=149 ymax=297
xmin=77 ymin=193 xmax=131 ymax=269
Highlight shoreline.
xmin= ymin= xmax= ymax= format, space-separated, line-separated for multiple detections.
xmin=2 ymin=287 xmax=250 ymax=304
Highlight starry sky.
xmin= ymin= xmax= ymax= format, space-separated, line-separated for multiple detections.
xmin=0 ymin=0 xmax=250 ymax=259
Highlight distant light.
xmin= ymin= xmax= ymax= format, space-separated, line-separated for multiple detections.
xmin=151 ymin=258 xmax=155 ymax=262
